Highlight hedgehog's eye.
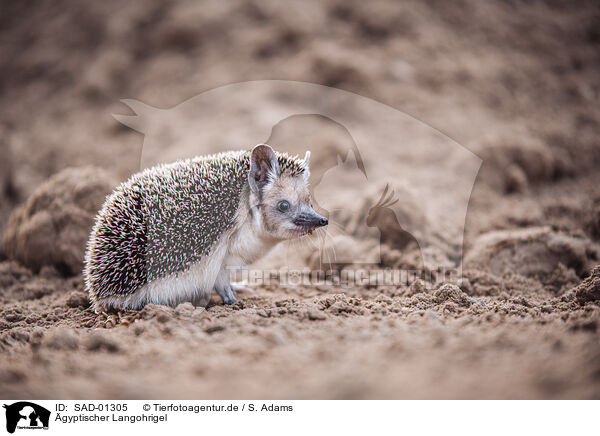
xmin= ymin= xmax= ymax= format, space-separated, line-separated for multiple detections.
xmin=277 ymin=200 xmax=290 ymax=213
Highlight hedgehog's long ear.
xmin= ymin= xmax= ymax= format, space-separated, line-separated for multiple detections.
xmin=249 ymin=144 xmax=279 ymax=194
xmin=303 ymin=150 xmax=311 ymax=182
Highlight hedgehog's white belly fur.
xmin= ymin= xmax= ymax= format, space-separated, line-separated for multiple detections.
xmin=101 ymin=240 xmax=228 ymax=310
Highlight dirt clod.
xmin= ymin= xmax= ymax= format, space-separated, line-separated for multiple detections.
xmin=86 ymin=332 xmax=120 ymax=353
xmin=66 ymin=291 xmax=90 ymax=308
xmin=574 ymin=266 xmax=600 ymax=304
xmin=434 ymin=284 xmax=471 ymax=307
xmin=44 ymin=328 xmax=79 ymax=350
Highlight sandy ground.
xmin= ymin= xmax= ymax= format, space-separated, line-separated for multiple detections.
xmin=1 ymin=0 xmax=600 ymax=399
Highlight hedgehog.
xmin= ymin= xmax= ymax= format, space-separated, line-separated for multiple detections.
xmin=84 ymin=144 xmax=328 ymax=311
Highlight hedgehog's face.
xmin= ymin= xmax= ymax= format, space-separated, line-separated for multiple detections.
xmin=261 ymin=173 xmax=328 ymax=239
xmin=249 ymin=144 xmax=328 ymax=240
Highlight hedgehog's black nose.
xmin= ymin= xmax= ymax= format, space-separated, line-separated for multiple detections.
xmin=319 ymin=217 xmax=328 ymax=226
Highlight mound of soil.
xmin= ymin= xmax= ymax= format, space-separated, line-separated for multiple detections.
xmin=475 ymin=133 xmax=573 ymax=194
xmin=2 ymin=167 xmax=116 ymax=275
xmin=464 ymin=227 xmax=598 ymax=288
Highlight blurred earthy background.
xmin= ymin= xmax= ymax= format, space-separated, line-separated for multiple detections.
xmin=0 ymin=0 xmax=599 ymax=399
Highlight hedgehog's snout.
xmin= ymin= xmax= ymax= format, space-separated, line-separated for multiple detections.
xmin=293 ymin=210 xmax=328 ymax=229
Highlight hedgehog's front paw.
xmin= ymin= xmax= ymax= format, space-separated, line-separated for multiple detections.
xmin=222 ymin=295 xmax=238 ymax=305
xmin=216 ymin=286 xmax=237 ymax=305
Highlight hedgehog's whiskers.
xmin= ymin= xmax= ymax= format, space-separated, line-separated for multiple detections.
xmin=323 ymin=227 xmax=337 ymax=263
xmin=318 ymin=228 xmax=333 ymax=270
xmin=322 ymin=228 xmax=336 ymax=268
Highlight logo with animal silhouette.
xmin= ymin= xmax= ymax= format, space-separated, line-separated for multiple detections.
xmin=3 ymin=402 xmax=50 ymax=434
xmin=113 ymin=80 xmax=482 ymax=273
